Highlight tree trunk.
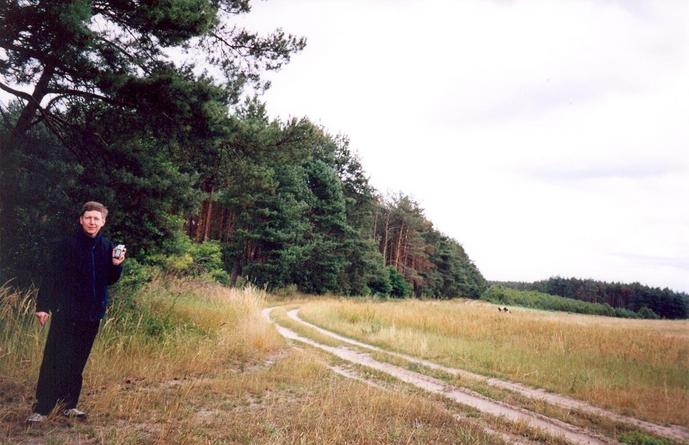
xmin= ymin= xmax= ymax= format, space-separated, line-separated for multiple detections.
xmin=194 ymin=201 xmax=206 ymax=241
xmin=230 ymin=258 xmax=242 ymax=287
xmin=186 ymin=215 xmax=196 ymax=238
xmin=402 ymin=225 xmax=409 ymax=269
xmin=394 ymin=223 xmax=405 ymax=269
xmin=219 ymin=207 xmax=228 ymax=242
xmin=244 ymin=240 xmax=252 ymax=262
xmin=382 ymin=211 xmax=390 ymax=265
xmin=372 ymin=208 xmax=378 ymax=240
xmin=202 ymin=185 xmax=214 ymax=241
xmin=5 ymin=62 xmax=56 ymax=152
xmin=225 ymin=211 xmax=235 ymax=241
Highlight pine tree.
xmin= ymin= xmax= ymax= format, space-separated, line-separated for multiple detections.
xmin=0 ymin=0 xmax=305 ymax=153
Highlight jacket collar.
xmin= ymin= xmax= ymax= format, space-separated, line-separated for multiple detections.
xmin=76 ymin=228 xmax=101 ymax=246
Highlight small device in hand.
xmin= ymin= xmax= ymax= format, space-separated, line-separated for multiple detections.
xmin=113 ymin=244 xmax=125 ymax=259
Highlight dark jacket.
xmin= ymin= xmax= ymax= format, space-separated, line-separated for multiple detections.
xmin=36 ymin=229 xmax=123 ymax=321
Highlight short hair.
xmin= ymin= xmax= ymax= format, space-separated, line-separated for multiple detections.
xmin=81 ymin=201 xmax=108 ymax=219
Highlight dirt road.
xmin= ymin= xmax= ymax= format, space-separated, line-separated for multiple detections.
xmin=285 ymin=309 xmax=689 ymax=444
xmin=263 ymin=307 xmax=626 ymax=445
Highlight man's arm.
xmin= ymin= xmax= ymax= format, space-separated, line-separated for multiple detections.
xmin=35 ymin=242 xmax=62 ymax=325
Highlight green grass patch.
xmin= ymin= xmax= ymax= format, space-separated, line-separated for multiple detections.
xmin=620 ymin=431 xmax=674 ymax=445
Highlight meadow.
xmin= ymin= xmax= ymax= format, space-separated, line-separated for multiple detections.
xmin=3 ymin=277 xmax=687 ymax=444
xmin=0 ymin=280 xmax=493 ymax=444
xmin=299 ymin=298 xmax=689 ymax=428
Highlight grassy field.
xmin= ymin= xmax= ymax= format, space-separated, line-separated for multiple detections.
xmin=299 ymin=298 xmax=689 ymax=428
xmin=0 ymin=281 xmax=493 ymax=444
xmin=4 ymin=280 xmax=686 ymax=444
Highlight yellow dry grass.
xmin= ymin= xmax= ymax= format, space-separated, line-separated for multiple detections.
xmin=0 ymin=282 xmax=497 ymax=444
xmin=88 ymin=278 xmax=284 ymax=386
xmin=299 ymin=298 xmax=689 ymax=427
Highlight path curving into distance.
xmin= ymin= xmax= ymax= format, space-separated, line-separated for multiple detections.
xmin=263 ymin=307 xmax=617 ymax=445
xmin=286 ymin=309 xmax=689 ymax=444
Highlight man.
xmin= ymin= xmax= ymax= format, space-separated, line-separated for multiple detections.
xmin=27 ymin=201 xmax=126 ymax=422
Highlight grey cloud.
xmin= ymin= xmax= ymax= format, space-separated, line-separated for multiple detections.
xmin=526 ymin=161 xmax=682 ymax=181
xmin=438 ymin=77 xmax=640 ymax=127
xmin=611 ymin=252 xmax=689 ymax=272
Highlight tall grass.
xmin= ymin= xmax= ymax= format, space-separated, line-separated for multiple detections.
xmin=300 ymin=299 xmax=689 ymax=427
xmin=1 ymin=282 xmax=496 ymax=444
xmin=0 ymin=279 xmax=277 ymax=383
xmin=0 ymin=285 xmax=45 ymax=380
xmin=0 ymin=278 xmax=283 ymax=432
xmin=90 ymin=277 xmax=284 ymax=387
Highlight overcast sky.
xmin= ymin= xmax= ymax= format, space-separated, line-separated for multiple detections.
xmin=238 ymin=0 xmax=689 ymax=292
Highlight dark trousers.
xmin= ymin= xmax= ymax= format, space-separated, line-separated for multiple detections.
xmin=33 ymin=316 xmax=100 ymax=415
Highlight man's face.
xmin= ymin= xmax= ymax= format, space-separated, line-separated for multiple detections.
xmin=80 ymin=210 xmax=105 ymax=237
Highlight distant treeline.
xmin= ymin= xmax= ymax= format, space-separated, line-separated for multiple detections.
xmin=491 ymin=277 xmax=689 ymax=319
xmin=482 ymin=286 xmax=659 ymax=319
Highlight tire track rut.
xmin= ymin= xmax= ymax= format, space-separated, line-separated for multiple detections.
xmin=263 ymin=307 xmax=616 ymax=445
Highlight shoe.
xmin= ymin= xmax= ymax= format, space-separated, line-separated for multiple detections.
xmin=26 ymin=413 xmax=47 ymax=423
xmin=62 ymin=408 xmax=87 ymax=418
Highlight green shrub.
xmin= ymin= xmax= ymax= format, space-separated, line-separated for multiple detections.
xmin=368 ymin=269 xmax=392 ymax=297
xmin=619 ymin=431 xmax=672 ymax=445
xmin=109 ymin=258 xmax=157 ymax=318
xmin=388 ymin=267 xmax=412 ymax=298
xmin=637 ymin=306 xmax=660 ymax=319
xmin=112 ymin=258 xmax=156 ymax=292
xmin=615 ymin=307 xmax=640 ymax=319
xmin=274 ymin=284 xmax=300 ymax=297
xmin=188 ymin=240 xmax=225 ymax=276
xmin=209 ymin=269 xmax=230 ymax=286
xmin=146 ymin=234 xmax=227 ymax=284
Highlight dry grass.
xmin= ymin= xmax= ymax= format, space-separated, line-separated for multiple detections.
xmin=0 ymin=285 xmax=46 ymax=382
xmin=87 ymin=278 xmax=284 ymax=387
xmin=88 ymin=350 xmax=494 ymax=444
xmin=299 ymin=298 xmax=689 ymax=427
xmin=0 ymin=282 xmax=497 ymax=444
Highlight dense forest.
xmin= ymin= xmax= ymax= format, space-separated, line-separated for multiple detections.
xmin=492 ymin=277 xmax=689 ymax=319
xmin=0 ymin=1 xmax=485 ymax=299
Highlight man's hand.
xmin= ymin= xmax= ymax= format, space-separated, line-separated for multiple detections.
xmin=35 ymin=312 xmax=49 ymax=327
xmin=112 ymin=247 xmax=127 ymax=266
